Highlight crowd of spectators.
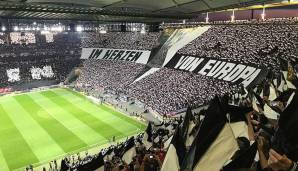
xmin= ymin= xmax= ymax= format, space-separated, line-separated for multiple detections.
xmin=0 ymin=56 xmax=80 ymax=88
xmin=178 ymin=24 xmax=298 ymax=72
xmin=0 ymin=32 xmax=82 ymax=88
xmin=52 ymin=118 xmax=181 ymax=171
xmin=77 ymin=59 xmax=238 ymax=114
xmin=126 ymin=68 xmax=238 ymax=114
xmin=76 ymin=24 xmax=298 ymax=114
xmin=80 ymin=32 xmax=161 ymax=50
xmin=75 ymin=20 xmax=298 ymax=115
xmin=0 ymin=32 xmax=81 ymax=58
xmin=76 ymin=59 xmax=145 ymax=93
xmin=0 ymin=30 xmax=162 ymax=89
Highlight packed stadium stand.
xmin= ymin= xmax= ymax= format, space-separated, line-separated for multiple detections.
xmin=77 ymin=60 xmax=145 ymax=93
xmin=0 ymin=32 xmax=81 ymax=88
xmin=126 ymin=68 xmax=238 ymax=114
xmin=178 ymin=24 xmax=298 ymax=71
xmin=0 ymin=0 xmax=298 ymax=171
xmin=81 ymin=32 xmax=161 ymax=50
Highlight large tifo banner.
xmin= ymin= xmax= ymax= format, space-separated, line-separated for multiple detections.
xmin=5 ymin=65 xmax=55 ymax=83
xmin=81 ymin=48 xmax=151 ymax=64
xmin=165 ymin=54 xmax=268 ymax=88
xmin=161 ymin=26 xmax=210 ymax=67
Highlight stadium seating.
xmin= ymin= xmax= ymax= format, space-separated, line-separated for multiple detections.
xmin=0 ymin=32 xmax=81 ymax=88
xmin=178 ymin=24 xmax=298 ymax=72
xmin=2 ymin=18 xmax=298 ymax=171
xmin=126 ymin=68 xmax=237 ymax=114
xmin=0 ymin=31 xmax=162 ymax=89
xmin=81 ymin=32 xmax=161 ymax=50
xmin=76 ymin=59 xmax=145 ymax=93
xmin=76 ymin=21 xmax=298 ymax=114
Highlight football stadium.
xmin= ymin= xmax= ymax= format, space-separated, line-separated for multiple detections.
xmin=0 ymin=0 xmax=298 ymax=171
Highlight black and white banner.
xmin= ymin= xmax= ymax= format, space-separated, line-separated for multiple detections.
xmin=6 ymin=68 xmax=20 ymax=83
xmin=4 ymin=65 xmax=55 ymax=83
xmin=30 ymin=65 xmax=55 ymax=80
xmin=81 ymin=48 xmax=151 ymax=64
xmin=165 ymin=54 xmax=268 ymax=88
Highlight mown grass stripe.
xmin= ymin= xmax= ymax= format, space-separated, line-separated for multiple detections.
xmin=14 ymin=95 xmax=87 ymax=153
xmin=1 ymin=97 xmax=65 ymax=162
xmin=0 ymin=104 xmax=39 ymax=171
xmin=59 ymin=96 xmax=141 ymax=136
xmin=0 ymin=148 xmax=10 ymax=171
xmin=28 ymin=92 xmax=106 ymax=146
xmin=53 ymin=89 xmax=141 ymax=130
xmin=56 ymin=88 xmax=145 ymax=130
xmin=40 ymin=91 xmax=124 ymax=140
xmin=49 ymin=89 xmax=144 ymax=146
xmin=101 ymin=105 xmax=146 ymax=129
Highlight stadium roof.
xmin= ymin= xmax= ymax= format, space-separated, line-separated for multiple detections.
xmin=0 ymin=0 xmax=286 ymax=22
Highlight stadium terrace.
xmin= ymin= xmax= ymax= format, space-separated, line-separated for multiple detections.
xmin=0 ymin=1 xmax=298 ymax=171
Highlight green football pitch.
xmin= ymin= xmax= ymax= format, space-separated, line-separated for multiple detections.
xmin=0 ymin=88 xmax=145 ymax=171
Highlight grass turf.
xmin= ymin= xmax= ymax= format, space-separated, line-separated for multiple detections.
xmin=0 ymin=88 xmax=145 ymax=171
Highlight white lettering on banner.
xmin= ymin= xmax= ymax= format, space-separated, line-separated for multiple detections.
xmin=232 ymin=67 xmax=256 ymax=83
xmin=206 ymin=61 xmax=226 ymax=77
xmin=81 ymin=48 xmax=151 ymax=64
xmin=174 ymin=56 xmax=188 ymax=69
xmin=180 ymin=57 xmax=196 ymax=70
xmin=214 ymin=63 xmax=236 ymax=79
xmin=170 ymin=55 xmax=264 ymax=87
xmin=241 ymin=69 xmax=261 ymax=87
xmin=6 ymin=68 xmax=20 ymax=82
xmin=174 ymin=55 xmax=204 ymax=72
xmin=198 ymin=60 xmax=216 ymax=75
xmin=223 ymin=64 xmax=246 ymax=82
xmin=186 ymin=58 xmax=204 ymax=72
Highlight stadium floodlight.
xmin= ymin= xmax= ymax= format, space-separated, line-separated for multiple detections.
xmin=261 ymin=6 xmax=266 ymax=21
xmin=36 ymin=27 xmax=40 ymax=31
xmin=140 ymin=30 xmax=146 ymax=34
xmin=57 ymin=26 xmax=63 ymax=32
xmin=51 ymin=26 xmax=63 ymax=32
xmin=13 ymin=26 xmax=19 ymax=31
xmin=41 ymin=30 xmax=50 ymax=34
xmin=132 ymin=27 xmax=138 ymax=32
xmin=33 ymin=22 xmax=37 ymax=25
xmin=140 ymin=24 xmax=146 ymax=34
xmin=99 ymin=30 xmax=107 ymax=34
xmin=1 ymin=26 xmax=6 ymax=31
xmin=205 ymin=12 xmax=209 ymax=23
xmin=231 ymin=10 xmax=235 ymax=22
xmin=76 ymin=25 xmax=83 ymax=32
